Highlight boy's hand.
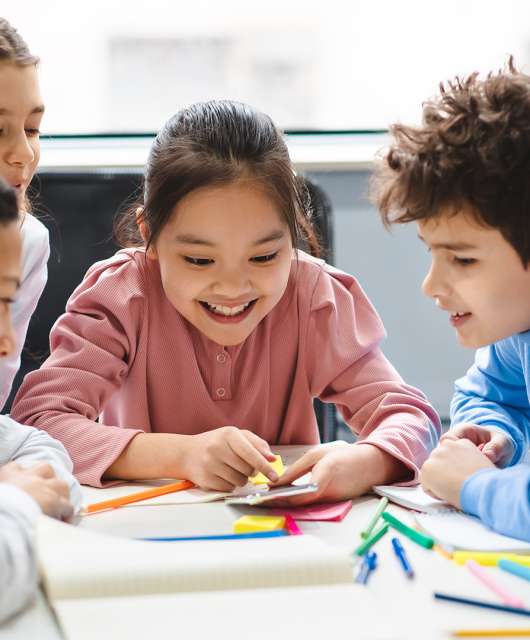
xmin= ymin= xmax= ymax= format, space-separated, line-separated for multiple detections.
xmin=268 ymin=443 xmax=411 ymax=506
xmin=179 ymin=427 xmax=278 ymax=491
xmin=441 ymin=423 xmax=514 ymax=467
xmin=0 ymin=461 xmax=73 ymax=520
xmin=420 ymin=439 xmax=495 ymax=507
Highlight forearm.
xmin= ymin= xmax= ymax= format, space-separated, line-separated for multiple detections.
xmin=103 ymin=432 xmax=191 ymax=481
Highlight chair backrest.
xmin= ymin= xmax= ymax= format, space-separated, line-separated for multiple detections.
xmin=8 ymin=171 xmax=338 ymax=443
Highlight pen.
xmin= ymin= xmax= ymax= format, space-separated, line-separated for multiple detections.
xmin=453 ymin=552 xmax=530 ymax=567
xmin=84 ymin=479 xmax=195 ymax=514
xmin=451 ymin=629 xmax=530 ymax=637
xmin=391 ymin=536 xmax=414 ymax=579
xmin=353 ymin=522 xmax=389 ymax=556
xmin=498 ymin=559 xmax=530 ymax=584
xmin=434 ymin=592 xmax=530 ymax=617
xmin=465 ymin=560 xmax=525 ymax=609
xmin=138 ymin=530 xmax=289 ymax=542
xmin=382 ymin=511 xmax=434 ymax=549
xmin=361 ymin=497 xmax=388 ymax=538
xmin=355 ymin=551 xmax=378 ymax=585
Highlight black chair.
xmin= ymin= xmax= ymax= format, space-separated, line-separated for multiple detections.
xmin=8 ymin=170 xmax=339 ymax=441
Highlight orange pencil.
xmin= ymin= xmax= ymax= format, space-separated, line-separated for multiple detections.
xmin=84 ymin=479 xmax=195 ymax=514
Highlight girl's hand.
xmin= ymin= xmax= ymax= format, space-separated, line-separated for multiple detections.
xmin=420 ymin=438 xmax=495 ymax=507
xmin=441 ymin=423 xmax=514 ymax=467
xmin=179 ymin=427 xmax=278 ymax=491
xmin=0 ymin=461 xmax=74 ymax=520
xmin=267 ymin=443 xmax=410 ymax=506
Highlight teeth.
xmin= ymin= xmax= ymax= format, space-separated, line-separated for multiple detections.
xmin=206 ymin=301 xmax=251 ymax=316
xmin=452 ymin=312 xmax=468 ymax=317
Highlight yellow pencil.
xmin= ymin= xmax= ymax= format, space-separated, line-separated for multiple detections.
xmin=452 ymin=552 xmax=530 ymax=567
xmin=451 ymin=630 xmax=530 ymax=637
xmin=84 ymin=479 xmax=195 ymax=514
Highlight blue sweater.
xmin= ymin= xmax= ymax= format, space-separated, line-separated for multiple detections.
xmin=452 ymin=332 xmax=530 ymax=541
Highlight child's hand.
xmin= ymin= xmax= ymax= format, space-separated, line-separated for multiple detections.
xmin=268 ymin=443 xmax=410 ymax=506
xmin=441 ymin=423 xmax=514 ymax=467
xmin=420 ymin=438 xmax=495 ymax=507
xmin=0 ymin=461 xmax=73 ymax=520
xmin=179 ymin=427 xmax=278 ymax=491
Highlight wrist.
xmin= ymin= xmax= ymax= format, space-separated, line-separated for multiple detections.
xmin=354 ymin=443 xmax=413 ymax=487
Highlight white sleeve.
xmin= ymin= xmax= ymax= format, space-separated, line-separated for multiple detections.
xmin=0 ymin=416 xmax=82 ymax=512
xmin=0 ymin=483 xmax=41 ymax=623
xmin=0 ymin=214 xmax=49 ymax=411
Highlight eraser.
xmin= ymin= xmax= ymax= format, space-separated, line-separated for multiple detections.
xmin=233 ymin=515 xmax=286 ymax=534
xmin=249 ymin=455 xmax=284 ymax=485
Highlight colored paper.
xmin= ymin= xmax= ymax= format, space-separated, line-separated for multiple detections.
xmin=272 ymin=500 xmax=353 ymax=522
xmin=233 ymin=515 xmax=286 ymax=534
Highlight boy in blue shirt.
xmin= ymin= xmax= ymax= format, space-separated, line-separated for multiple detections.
xmin=372 ymin=58 xmax=530 ymax=541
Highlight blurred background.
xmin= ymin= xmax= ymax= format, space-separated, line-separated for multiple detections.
xmin=4 ymin=1 xmax=530 ymax=429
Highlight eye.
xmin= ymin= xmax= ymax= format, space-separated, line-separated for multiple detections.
xmin=25 ymin=128 xmax=40 ymax=138
xmin=184 ymin=256 xmax=214 ymax=266
xmin=453 ymin=257 xmax=477 ymax=266
xmin=251 ymin=252 xmax=278 ymax=264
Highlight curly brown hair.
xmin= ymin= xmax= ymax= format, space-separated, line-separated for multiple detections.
xmin=372 ymin=58 xmax=530 ymax=265
xmin=0 ymin=18 xmax=39 ymax=66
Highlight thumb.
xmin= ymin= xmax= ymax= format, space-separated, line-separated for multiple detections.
xmin=271 ymin=450 xmax=320 ymax=486
xmin=482 ymin=434 xmax=512 ymax=466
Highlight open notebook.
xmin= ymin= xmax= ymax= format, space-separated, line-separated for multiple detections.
xmin=373 ymin=484 xmax=452 ymax=513
xmin=37 ymin=516 xmax=395 ymax=640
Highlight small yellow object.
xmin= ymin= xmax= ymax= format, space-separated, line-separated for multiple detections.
xmin=233 ymin=515 xmax=286 ymax=534
xmin=249 ymin=455 xmax=285 ymax=485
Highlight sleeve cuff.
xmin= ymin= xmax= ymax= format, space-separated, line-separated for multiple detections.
xmin=460 ymin=467 xmax=499 ymax=517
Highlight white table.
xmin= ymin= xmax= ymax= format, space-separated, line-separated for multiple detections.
xmin=3 ymin=447 xmax=530 ymax=639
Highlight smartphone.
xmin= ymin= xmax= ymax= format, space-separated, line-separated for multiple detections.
xmin=224 ymin=483 xmax=319 ymax=505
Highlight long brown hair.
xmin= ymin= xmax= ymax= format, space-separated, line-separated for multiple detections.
xmin=115 ymin=100 xmax=319 ymax=256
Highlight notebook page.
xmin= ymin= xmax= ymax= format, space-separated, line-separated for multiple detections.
xmin=415 ymin=511 xmax=530 ymax=552
xmin=37 ymin=516 xmax=353 ymax=601
xmin=373 ymin=485 xmax=453 ymax=513
xmin=55 ymin=585 xmax=397 ymax=640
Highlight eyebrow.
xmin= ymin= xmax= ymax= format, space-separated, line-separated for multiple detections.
xmin=0 ymin=105 xmax=45 ymax=116
xmin=175 ymin=229 xmax=286 ymax=247
xmin=417 ymin=235 xmax=477 ymax=251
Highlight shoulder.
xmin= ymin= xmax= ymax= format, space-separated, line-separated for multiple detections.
xmin=294 ymin=250 xmax=380 ymax=315
xmin=67 ymin=248 xmax=151 ymax=311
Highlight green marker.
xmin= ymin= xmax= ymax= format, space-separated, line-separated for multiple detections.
xmin=382 ymin=511 xmax=434 ymax=549
xmin=361 ymin=497 xmax=388 ymax=539
xmin=353 ymin=522 xmax=389 ymax=556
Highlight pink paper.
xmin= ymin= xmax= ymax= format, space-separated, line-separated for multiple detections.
xmin=272 ymin=500 xmax=352 ymax=522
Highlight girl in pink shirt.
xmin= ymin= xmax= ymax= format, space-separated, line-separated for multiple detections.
xmin=11 ymin=101 xmax=441 ymax=501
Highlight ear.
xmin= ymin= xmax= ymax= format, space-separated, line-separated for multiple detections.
xmin=136 ymin=207 xmax=157 ymax=259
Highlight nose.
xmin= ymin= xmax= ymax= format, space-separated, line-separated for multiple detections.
xmin=6 ymin=130 xmax=35 ymax=167
xmin=212 ymin=264 xmax=251 ymax=298
xmin=421 ymin=260 xmax=450 ymax=300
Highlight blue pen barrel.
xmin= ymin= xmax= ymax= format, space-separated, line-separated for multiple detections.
xmin=391 ymin=536 xmax=414 ymax=579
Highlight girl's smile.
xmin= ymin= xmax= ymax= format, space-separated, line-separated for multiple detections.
xmin=145 ymin=180 xmax=293 ymax=346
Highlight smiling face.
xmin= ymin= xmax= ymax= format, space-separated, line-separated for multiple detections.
xmin=0 ymin=220 xmax=21 ymax=357
xmin=418 ymin=209 xmax=530 ymax=348
xmin=0 ymin=62 xmax=43 ymax=210
xmin=145 ymin=180 xmax=294 ymax=346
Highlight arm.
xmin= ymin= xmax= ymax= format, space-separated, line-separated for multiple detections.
xmin=451 ymin=339 xmax=530 ymax=465
xmin=461 ymin=465 xmax=530 ymax=541
xmin=0 ymin=215 xmax=49 ymax=410
xmin=0 ymin=416 xmax=82 ymax=512
xmin=0 ymin=483 xmax=40 ymax=623
xmin=308 ymin=267 xmax=441 ymax=481
xmin=10 ymin=254 xmax=146 ymax=486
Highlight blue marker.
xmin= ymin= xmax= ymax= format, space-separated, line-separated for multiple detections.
xmin=391 ymin=536 xmax=414 ymax=579
xmin=355 ymin=551 xmax=378 ymax=585
xmin=138 ymin=530 xmax=289 ymax=542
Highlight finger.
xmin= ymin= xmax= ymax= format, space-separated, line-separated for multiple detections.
xmin=212 ymin=461 xmax=249 ymax=488
xmin=271 ymin=450 xmax=322 ymax=486
xmin=242 ymin=431 xmax=276 ymax=461
xmin=219 ymin=448 xmax=255 ymax=479
xmin=228 ymin=435 xmax=279 ymax=482
xmin=48 ymin=478 xmax=71 ymax=500
xmin=482 ymin=436 xmax=511 ymax=465
xmin=198 ymin=474 xmax=237 ymax=492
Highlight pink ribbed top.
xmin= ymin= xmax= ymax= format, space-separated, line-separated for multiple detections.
xmin=11 ymin=249 xmax=440 ymax=486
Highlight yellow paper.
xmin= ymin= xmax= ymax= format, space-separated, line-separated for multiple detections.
xmin=233 ymin=515 xmax=286 ymax=534
xmin=249 ymin=455 xmax=284 ymax=485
